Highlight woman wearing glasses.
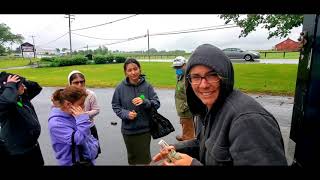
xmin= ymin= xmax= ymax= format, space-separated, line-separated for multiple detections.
xmin=67 ymin=70 xmax=101 ymax=158
xmin=152 ymin=44 xmax=287 ymax=166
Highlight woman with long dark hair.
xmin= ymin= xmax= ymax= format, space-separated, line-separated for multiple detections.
xmin=111 ymin=58 xmax=160 ymax=165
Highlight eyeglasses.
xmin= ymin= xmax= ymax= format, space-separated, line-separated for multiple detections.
xmin=187 ymin=71 xmax=221 ymax=85
xmin=71 ymin=80 xmax=85 ymax=85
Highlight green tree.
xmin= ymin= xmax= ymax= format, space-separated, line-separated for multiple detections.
xmin=56 ymin=48 xmax=60 ymax=53
xmin=0 ymin=23 xmax=24 ymax=55
xmin=14 ymin=47 xmax=21 ymax=53
xmin=147 ymin=48 xmax=157 ymax=53
xmin=0 ymin=46 xmax=5 ymax=56
xmin=219 ymin=14 xmax=303 ymax=39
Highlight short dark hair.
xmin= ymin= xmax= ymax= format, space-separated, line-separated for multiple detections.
xmin=123 ymin=58 xmax=141 ymax=71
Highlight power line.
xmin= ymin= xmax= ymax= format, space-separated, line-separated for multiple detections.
xmin=72 ymin=32 xmax=127 ymax=41
xmin=72 ymin=14 xmax=138 ymax=31
xmin=76 ymin=24 xmax=238 ymax=49
xmin=150 ymin=24 xmax=238 ymax=36
xmin=151 ymin=24 xmax=236 ymax=36
xmin=37 ymin=32 xmax=69 ymax=47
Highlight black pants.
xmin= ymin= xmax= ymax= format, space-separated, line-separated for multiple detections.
xmin=122 ymin=132 xmax=151 ymax=165
xmin=90 ymin=125 xmax=101 ymax=157
xmin=8 ymin=142 xmax=44 ymax=166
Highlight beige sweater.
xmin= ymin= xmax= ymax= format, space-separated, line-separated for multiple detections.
xmin=85 ymin=89 xmax=100 ymax=126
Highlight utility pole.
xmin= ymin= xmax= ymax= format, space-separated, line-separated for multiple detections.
xmin=65 ymin=14 xmax=75 ymax=57
xmin=147 ymin=29 xmax=150 ymax=62
xmin=30 ymin=35 xmax=36 ymax=59
xmin=87 ymin=45 xmax=89 ymax=54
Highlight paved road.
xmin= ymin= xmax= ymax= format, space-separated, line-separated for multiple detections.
xmin=33 ymin=87 xmax=293 ymax=165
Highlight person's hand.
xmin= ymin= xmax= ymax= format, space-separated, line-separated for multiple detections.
xmin=128 ymin=110 xmax=137 ymax=120
xmin=152 ymin=146 xmax=193 ymax=166
xmin=132 ymin=97 xmax=143 ymax=106
xmin=6 ymin=74 xmax=20 ymax=84
xmin=70 ymin=105 xmax=85 ymax=117
xmin=152 ymin=145 xmax=176 ymax=162
xmin=163 ymin=153 xmax=193 ymax=166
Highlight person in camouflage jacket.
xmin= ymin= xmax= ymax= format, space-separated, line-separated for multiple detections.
xmin=172 ymin=56 xmax=195 ymax=141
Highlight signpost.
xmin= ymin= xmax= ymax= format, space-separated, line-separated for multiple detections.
xmin=20 ymin=42 xmax=35 ymax=64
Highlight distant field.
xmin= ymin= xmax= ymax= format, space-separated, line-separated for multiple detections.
xmin=5 ymin=62 xmax=298 ymax=96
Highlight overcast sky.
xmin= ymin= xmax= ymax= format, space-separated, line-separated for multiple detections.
xmin=0 ymin=14 xmax=302 ymax=52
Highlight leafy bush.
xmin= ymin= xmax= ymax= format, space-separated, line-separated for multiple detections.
xmin=114 ymin=56 xmax=126 ymax=63
xmin=93 ymin=55 xmax=108 ymax=64
xmin=71 ymin=56 xmax=87 ymax=65
xmin=40 ymin=57 xmax=55 ymax=62
xmin=50 ymin=56 xmax=87 ymax=67
xmin=105 ymin=55 xmax=114 ymax=63
xmin=49 ymin=61 xmax=60 ymax=67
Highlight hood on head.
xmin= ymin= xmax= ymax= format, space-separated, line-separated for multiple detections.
xmin=185 ymin=44 xmax=234 ymax=115
xmin=67 ymin=70 xmax=84 ymax=85
xmin=0 ymin=71 xmax=26 ymax=93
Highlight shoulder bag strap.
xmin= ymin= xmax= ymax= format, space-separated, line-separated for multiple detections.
xmin=71 ymin=131 xmax=76 ymax=164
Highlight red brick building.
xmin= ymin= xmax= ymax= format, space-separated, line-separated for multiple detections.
xmin=274 ymin=38 xmax=300 ymax=51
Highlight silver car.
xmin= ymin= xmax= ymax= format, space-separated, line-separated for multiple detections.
xmin=222 ymin=48 xmax=260 ymax=61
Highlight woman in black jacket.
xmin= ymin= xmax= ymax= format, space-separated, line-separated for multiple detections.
xmin=0 ymin=72 xmax=44 ymax=165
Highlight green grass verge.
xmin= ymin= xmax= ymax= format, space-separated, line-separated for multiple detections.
xmin=4 ymin=63 xmax=298 ymax=96
xmin=0 ymin=58 xmax=39 ymax=68
xmin=258 ymin=51 xmax=299 ymax=59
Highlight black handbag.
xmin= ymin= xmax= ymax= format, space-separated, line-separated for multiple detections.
xmin=71 ymin=131 xmax=94 ymax=167
xmin=150 ymin=107 xmax=175 ymax=139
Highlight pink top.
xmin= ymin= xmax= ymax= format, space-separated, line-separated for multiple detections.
xmin=85 ymin=89 xmax=100 ymax=126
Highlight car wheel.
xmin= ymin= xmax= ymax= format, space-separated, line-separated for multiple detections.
xmin=244 ymin=55 xmax=252 ymax=61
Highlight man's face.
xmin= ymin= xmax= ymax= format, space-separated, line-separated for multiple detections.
xmin=188 ymin=65 xmax=221 ymax=109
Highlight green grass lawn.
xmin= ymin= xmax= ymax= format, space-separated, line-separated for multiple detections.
xmin=0 ymin=58 xmax=39 ymax=68
xmin=258 ymin=51 xmax=299 ymax=59
xmin=4 ymin=62 xmax=298 ymax=96
xmin=233 ymin=64 xmax=297 ymax=95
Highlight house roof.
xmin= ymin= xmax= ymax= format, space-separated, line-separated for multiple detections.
xmin=275 ymin=38 xmax=299 ymax=46
xmin=20 ymin=42 xmax=34 ymax=47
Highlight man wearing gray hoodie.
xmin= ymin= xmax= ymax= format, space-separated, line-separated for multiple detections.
xmin=152 ymin=44 xmax=287 ymax=166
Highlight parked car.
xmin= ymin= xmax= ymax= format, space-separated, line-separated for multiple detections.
xmin=222 ymin=48 xmax=260 ymax=61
